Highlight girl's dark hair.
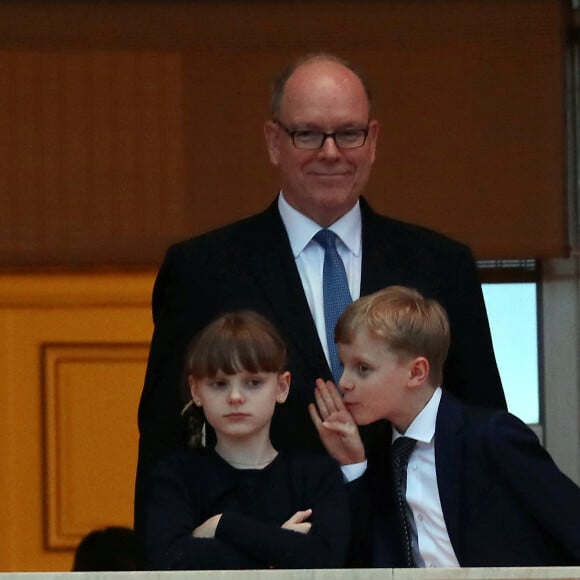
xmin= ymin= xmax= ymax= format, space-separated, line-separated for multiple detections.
xmin=181 ymin=310 xmax=287 ymax=447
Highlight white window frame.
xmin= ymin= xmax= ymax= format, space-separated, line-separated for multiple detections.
xmin=542 ymin=9 xmax=580 ymax=484
xmin=542 ymin=258 xmax=580 ymax=485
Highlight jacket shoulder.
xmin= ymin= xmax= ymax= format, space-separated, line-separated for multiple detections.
xmin=361 ymin=199 xmax=472 ymax=257
xmin=167 ymin=205 xmax=278 ymax=256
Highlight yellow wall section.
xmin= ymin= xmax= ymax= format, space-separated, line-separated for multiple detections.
xmin=0 ymin=272 xmax=154 ymax=571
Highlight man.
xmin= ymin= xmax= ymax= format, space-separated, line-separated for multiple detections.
xmin=135 ymin=54 xmax=505 ymax=532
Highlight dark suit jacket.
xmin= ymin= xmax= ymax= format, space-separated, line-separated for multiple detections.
xmin=135 ymin=198 xmax=505 ymax=530
xmin=356 ymin=392 xmax=580 ymax=567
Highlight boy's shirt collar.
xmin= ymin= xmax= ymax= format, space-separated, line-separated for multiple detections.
xmin=392 ymin=387 xmax=442 ymax=445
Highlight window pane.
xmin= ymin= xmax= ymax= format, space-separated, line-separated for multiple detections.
xmin=482 ymin=283 xmax=540 ymax=424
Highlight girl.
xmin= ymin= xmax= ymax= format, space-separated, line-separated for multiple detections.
xmin=142 ymin=310 xmax=349 ymax=570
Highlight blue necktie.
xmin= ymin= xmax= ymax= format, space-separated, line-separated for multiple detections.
xmin=314 ymin=229 xmax=352 ymax=383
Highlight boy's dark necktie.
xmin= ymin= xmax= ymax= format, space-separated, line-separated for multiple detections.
xmin=313 ymin=229 xmax=352 ymax=384
xmin=391 ymin=436 xmax=417 ymax=567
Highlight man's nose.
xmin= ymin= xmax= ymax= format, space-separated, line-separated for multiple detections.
xmin=318 ymin=134 xmax=342 ymax=158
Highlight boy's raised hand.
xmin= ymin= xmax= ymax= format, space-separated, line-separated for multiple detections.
xmin=308 ymin=378 xmax=366 ymax=466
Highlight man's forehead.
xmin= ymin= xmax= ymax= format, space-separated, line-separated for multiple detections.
xmin=284 ymin=62 xmax=363 ymax=98
xmin=279 ymin=71 xmax=370 ymax=122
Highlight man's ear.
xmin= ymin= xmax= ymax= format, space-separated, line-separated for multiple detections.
xmin=276 ymin=371 xmax=291 ymax=404
xmin=367 ymin=118 xmax=380 ymax=165
xmin=408 ymin=357 xmax=429 ymax=387
xmin=264 ymin=120 xmax=281 ymax=166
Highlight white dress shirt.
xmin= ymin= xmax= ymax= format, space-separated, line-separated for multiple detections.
xmin=392 ymin=387 xmax=460 ymax=568
xmin=277 ymin=192 xmax=362 ymax=363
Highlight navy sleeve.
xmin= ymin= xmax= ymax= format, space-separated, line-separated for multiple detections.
xmin=143 ymin=452 xmax=349 ymax=569
xmin=487 ymin=412 xmax=580 ymax=562
xmin=215 ymin=455 xmax=349 ymax=568
xmin=142 ymin=453 xmax=261 ymax=570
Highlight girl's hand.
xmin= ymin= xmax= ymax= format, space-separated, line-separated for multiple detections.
xmin=309 ymin=378 xmax=366 ymax=465
xmin=193 ymin=514 xmax=222 ymax=538
xmin=281 ymin=508 xmax=312 ymax=534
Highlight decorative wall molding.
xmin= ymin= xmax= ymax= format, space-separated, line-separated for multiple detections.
xmin=0 ymin=272 xmax=154 ymax=569
xmin=0 ymin=272 xmax=155 ymax=307
xmin=42 ymin=342 xmax=150 ymax=549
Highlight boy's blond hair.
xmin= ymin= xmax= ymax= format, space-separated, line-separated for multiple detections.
xmin=335 ymin=286 xmax=450 ymax=385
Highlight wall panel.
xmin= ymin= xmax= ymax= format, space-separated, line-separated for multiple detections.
xmin=0 ymin=272 xmax=153 ymax=571
xmin=0 ymin=0 xmax=569 ymax=264
xmin=0 ymin=50 xmax=187 ymax=267
xmin=43 ymin=343 xmax=149 ymax=549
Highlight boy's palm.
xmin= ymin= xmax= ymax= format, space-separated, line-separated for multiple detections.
xmin=308 ymin=379 xmax=366 ymax=466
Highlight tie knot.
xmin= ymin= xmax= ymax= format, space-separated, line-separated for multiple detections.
xmin=314 ymin=229 xmax=338 ymax=251
xmin=391 ymin=436 xmax=417 ymax=467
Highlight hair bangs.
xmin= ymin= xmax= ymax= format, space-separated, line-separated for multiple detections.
xmin=186 ymin=311 xmax=287 ymax=379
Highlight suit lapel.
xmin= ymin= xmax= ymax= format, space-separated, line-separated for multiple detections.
xmin=242 ymin=202 xmax=330 ymax=379
xmin=434 ymin=392 xmax=464 ymax=557
xmin=360 ymin=200 xmax=408 ymax=296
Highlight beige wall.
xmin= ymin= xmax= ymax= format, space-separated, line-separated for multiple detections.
xmin=0 ymin=273 xmax=153 ymax=571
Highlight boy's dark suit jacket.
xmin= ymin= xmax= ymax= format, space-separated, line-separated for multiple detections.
xmin=351 ymin=391 xmax=580 ymax=567
xmin=135 ymin=198 xmax=505 ymax=528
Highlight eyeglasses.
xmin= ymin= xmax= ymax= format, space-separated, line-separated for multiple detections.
xmin=274 ymin=120 xmax=369 ymax=150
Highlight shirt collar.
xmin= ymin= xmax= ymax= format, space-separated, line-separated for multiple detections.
xmin=277 ymin=192 xmax=362 ymax=258
xmin=392 ymin=387 xmax=442 ymax=445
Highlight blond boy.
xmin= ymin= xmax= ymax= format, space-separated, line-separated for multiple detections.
xmin=310 ymin=285 xmax=580 ymax=568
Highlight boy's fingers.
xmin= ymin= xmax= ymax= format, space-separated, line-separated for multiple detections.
xmin=316 ymin=380 xmax=344 ymax=414
xmin=308 ymin=403 xmax=323 ymax=428
xmin=314 ymin=386 xmax=331 ymax=419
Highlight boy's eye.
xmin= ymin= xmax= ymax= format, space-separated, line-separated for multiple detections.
xmin=356 ymin=364 xmax=370 ymax=376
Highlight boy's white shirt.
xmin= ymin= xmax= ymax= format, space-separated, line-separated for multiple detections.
xmin=393 ymin=387 xmax=459 ymax=567
xmin=343 ymin=387 xmax=459 ymax=568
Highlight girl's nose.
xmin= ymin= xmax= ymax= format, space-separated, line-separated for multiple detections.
xmin=228 ymin=385 xmax=244 ymax=404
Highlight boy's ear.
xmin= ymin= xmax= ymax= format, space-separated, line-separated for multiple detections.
xmin=408 ymin=357 xmax=430 ymax=387
xmin=276 ymin=371 xmax=291 ymax=404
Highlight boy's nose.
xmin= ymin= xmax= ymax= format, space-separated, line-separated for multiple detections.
xmin=338 ymin=373 xmax=353 ymax=392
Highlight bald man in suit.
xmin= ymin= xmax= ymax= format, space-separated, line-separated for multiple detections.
xmin=135 ymin=54 xmax=505 ymax=541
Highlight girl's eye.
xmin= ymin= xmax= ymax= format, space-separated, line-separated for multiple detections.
xmin=211 ymin=379 xmax=227 ymax=389
xmin=246 ymin=378 xmax=263 ymax=388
